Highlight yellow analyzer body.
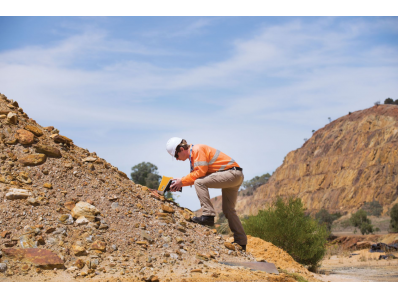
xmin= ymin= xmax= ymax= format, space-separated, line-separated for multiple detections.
xmin=157 ymin=176 xmax=182 ymax=195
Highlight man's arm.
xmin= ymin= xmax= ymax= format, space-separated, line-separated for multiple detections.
xmin=180 ymin=148 xmax=209 ymax=186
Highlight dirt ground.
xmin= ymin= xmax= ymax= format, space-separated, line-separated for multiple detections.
xmin=317 ymin=234 xmax=398 ymax=282
xmin=0 ymin=235 xmax=319 ymax=282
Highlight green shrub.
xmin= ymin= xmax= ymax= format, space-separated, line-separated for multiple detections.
xmin=315 ymin=209 xmax=342 ymax=231
xmin=340 ymin=218 xmax=352 ymax=228
xmin=350 ymin=210 xmax=374 ymax=235
xmin=390 ymin=204 xmax=398 ymax=232
xmin=242 ymin=197 xmax=328 ymax=268
xmin=361 ymin=200 xmax=383 ymax=217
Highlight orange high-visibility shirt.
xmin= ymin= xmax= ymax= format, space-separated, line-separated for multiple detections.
xmin=181 ymin=144 xmax=240 ymax=186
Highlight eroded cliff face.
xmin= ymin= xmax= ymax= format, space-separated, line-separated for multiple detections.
xmin=253 ymin=105 xmax=398 ymax=215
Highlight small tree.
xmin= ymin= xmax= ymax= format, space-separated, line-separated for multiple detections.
xmin=130 ymin=162 xmax=174 ymax=201
xmin=395 ymin=99 xmax=398 ymax=105
xmin=361 ymin=200 xmax=383 ymax=217
xmin=350 ymin=210 xmax=374 ymax=235
xmin=130 ymin=162 xmax=161 ymax=189
xmin=315 ymin=209 xmax=342 ymax=232
xmin=384 ymin=98 xmax=394 ymax=104
xmin=328 ymin=117 xmax=331 ymax=123
xmin=242 ymin=197 xmax=329 ymax=268
xmin=389 ymin=204 xmax=398 ymax=232
xmin=374 ymin=101 xmax=381 ymax=106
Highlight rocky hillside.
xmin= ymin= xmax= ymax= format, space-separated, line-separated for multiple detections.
xmin=252 ymin=105 xmax=398 ymax=215
xmin=0 ymin=93 xmax=269 ymax=282
xmin=205 ymin=105 xmax=398 ymax=218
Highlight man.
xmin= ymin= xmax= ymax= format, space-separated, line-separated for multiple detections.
xmin=166 ymin=137 xmax=247 ymax=250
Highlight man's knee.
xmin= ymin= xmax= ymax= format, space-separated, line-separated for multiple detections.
xmin=194 ymin=179 xmax=204 ymax=187
xmin=222 ymin=207 xmax=236 ymax=218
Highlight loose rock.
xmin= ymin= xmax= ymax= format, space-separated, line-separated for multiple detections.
xmin=24 ymin=125 xmax=43 ymax=136
xmin=7 ymin=112 xmax=17 ymax=124
xmin=71 ymin=201 xmax=100 ymax=221
xmin=0 ymin=263 xmax=7 ymax=273
xmin=18 ymin=154 xmax=46 ymax=166
xmin=5 ymin=188 xmax=32 ymax=200
xmin=16 ymin=129 xmax=35 ymax=145
xmin=34 ymin=143 xmax=62 ymax=158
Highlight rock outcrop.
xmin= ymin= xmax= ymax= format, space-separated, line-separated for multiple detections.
xmin=253 ymin=105 xmax=398 ymax=215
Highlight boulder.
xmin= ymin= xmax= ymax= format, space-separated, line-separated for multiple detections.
xmin=224 ymin=242 xmax=236 ymax=251
xmin=34 ymin=144 xmax=62 ymax=158
xmin=43 ymin=126 xmax=54 ymax=132
xmin=90 ymin=240 xmax=106 ymax=252
xmin=27 ymin=197 xmax=40 ymax=206
xmin=19 ymin=234 xmax=38 ymax=248
xmin=17 ymin=172 xmax=32 ymax=184
xmin=75 ymin=216 xmax=89 ymax=226
xmin=161 ymin=204 xmax=175 ymax=213
xmin=18 ymin=154 xmax=46 ymax=166
xmin=64 ymin=201 xmax=76 ymax=210
xmin=72 ymin=245 xmax=87 ymax=256
xmin=82 ymin=156 xmax=97 ymax=162
xmin=2 ymin=248 xmax=64 ymax=269
xmin=58 ymin=214 xmax=74 ymax=225
xmin=6 ymin=188 xmax=32 ymax=200
xmin=74 ymin=259 xmax=85 ymax=269
xmin=118 ymin=170 xmax=128 ymax=179
xmin=16 ymin=129 xmax=35 ymax=145
xmin=7 ymin=112 xmax=17 ymax=124
xmin=52 ymin=134 xmax=72 ymax=145
xmin=71 ymin=201 xmax=100 ymax=221
xmin=43 ymin=183 xmax=52 ymax=189
xmin=24 ymin=125 xmax=43 ymax=136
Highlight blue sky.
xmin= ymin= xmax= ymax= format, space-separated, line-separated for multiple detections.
xmin=1 ymin=16 xmax=397 ymax=210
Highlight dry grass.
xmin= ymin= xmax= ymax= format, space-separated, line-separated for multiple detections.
xmin=324 ymin=243 xmax=350 ymax=259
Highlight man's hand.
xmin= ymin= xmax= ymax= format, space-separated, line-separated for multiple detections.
xmin=170 ymin=178 xmax=182 ymax=192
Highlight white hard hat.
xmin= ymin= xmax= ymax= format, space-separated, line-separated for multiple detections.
xmin=166 ymin=137 xmax=183 ymax=157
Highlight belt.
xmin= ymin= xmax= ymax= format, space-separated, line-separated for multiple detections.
xmin=218 ymin=166 xmax=243 ymax=172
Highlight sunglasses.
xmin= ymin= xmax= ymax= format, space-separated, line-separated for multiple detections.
xmin=174 ymin=147 xmax=180 ymax=159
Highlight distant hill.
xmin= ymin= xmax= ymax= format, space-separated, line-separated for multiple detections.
xmin=199 ymin=104 xmax=398 ymax=218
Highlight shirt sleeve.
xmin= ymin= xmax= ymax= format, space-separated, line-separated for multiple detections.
xmin=181 ymin=147 xmax=209 ymax=186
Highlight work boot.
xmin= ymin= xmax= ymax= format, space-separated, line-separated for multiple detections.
xmin=233 ymin=242 xmax=246 ymax=251
xmin=192 ymin=215 xmax=215 ymax=227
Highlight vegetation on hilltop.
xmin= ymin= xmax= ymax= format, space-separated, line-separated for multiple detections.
xmin=384 ymin=97 xmax=398 ymax=105
xmin=239 ymin=173 xmax=271 ymax=196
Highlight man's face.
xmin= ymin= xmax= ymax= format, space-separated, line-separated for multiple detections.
xmin=176 ymin=147 xmax=189 ymax=161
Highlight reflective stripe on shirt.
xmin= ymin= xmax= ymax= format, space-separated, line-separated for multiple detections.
xmin=219 ymin=159 xmax=236 ymax=171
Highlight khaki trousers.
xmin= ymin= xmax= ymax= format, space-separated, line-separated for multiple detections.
xmin=194 ymin=169 xmax=247 ymax=245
